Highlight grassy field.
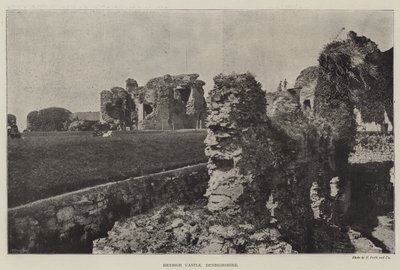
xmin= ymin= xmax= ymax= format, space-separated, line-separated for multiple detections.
xmin=8 ymin=130 xmax=207 ymax=207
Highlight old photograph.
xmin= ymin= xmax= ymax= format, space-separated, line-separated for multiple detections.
xmin=6 ymin=9 xmax=394 ymax=255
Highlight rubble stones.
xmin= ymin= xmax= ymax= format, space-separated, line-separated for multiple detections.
xmin=171 ymin=218 xmax=184 ymax=228
xmin=348 ymin=229 xmax=382 ymax=253
xmin=56 ymin=206 xmax=74 ymax=222
xmin=371 ymin=212 xmax=395 ymax=253
xmin=93 ymin=204 xmax=295 ymax=254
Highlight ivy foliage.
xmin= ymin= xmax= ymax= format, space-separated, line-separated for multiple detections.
xmin=317 ymin=31 xmax=393 ymax=126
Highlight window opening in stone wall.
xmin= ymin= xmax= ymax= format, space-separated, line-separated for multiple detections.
xmin=303 ymin=99 xmax=311 ymax=110
xmin=144 ymin=104 xmax=153 ymax=117
xmin=211 ymin=158 xmax=234 ymax=172
xmin=176 ymin=87 xmax=191 ymax=104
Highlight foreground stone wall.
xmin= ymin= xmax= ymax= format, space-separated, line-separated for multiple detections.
xmin=8 ymin=163 xmax=208 ymax=253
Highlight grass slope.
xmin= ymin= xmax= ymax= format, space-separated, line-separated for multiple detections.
xmin=8 ymin=130 xmax=207 ymax=207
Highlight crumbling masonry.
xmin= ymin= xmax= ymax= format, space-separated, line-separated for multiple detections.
xmin=100 ymin=74 xmax=207 ymax=130
xmin=94 ymin=73 xmax=352 ymax=254
xmin=100 ymin=87 xmax=136 ymax=130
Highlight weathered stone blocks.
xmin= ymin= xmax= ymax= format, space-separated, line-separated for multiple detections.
xmin=100 ymin=87 xmax=136 ymax=129
xmin=100 ymin=74 xmax=207 ymax=130
xmin=204 ymin=73 xmax=271 ymax=218
xmin=8 ymin=164 xmax=208 ymax=253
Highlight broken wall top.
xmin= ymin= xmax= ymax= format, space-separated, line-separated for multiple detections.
xmin=131 ymin=74 xmax=206 ymax=104
xmin=207 ymin=73 xmax=266 ymax=128
xmin=145 ymin=74 xmax=205 ymax=91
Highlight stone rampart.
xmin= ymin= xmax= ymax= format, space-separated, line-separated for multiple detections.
xmin=8 ymin=163 xmax=208 ymax=253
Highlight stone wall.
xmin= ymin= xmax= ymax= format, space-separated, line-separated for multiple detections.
xmin=8 ymin=163 xmax=208 ymax=253
xmin=100 ymin=74 xmax=207 ymax=130
xmin=100 ymin=87 xmax=136 ymax=129
xmin=134 ymin=74 xmax=207 ymax=130
xmin=205 ymin=73 xmax=270 ymax=217
xmin=349 ymin=132 xmax=394 ymax=164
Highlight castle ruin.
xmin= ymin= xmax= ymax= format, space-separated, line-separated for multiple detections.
xmin=100 ymin=74 xmax=207 ymax=130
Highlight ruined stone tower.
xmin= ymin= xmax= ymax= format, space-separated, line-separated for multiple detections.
xmin=132 ymin=74 xmax=207 ymax=130
xmin=100 ymin=74 xmax=207 ymax=130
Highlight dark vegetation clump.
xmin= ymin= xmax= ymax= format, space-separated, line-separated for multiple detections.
xmin=316 ymin=31 xmax=393 ymax=127
xmin=314 ymin=31 xmax=393 ymax=161
xmin=7 ymin=114 xmax=17 ymax=125
xmin=314 ymin=73 xmax=357 ymax=159
xmin=27 ymin=107 xmax=72 ymax=132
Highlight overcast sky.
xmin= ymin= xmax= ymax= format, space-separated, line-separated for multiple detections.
xmin=7 ymin=10 xmax=393 ymax=129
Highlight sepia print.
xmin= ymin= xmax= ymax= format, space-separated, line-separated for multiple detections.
xmin=6 ymin=9 xmax=394 ymax=255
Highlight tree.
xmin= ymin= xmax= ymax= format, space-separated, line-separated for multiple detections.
xmin=7 ymin=114 xmax=16 ymax=125
xmin=27 ymin=107 xmax=72 ymax=131
xmin=317 ymin=31 xmax=393 ymax=127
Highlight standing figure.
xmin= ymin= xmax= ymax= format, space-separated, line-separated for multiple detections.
xmin=283 ymin=78 xmax=288 ymax=91
xmin=277 ymin=81 xmax=282 ymax=92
